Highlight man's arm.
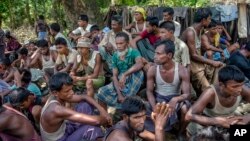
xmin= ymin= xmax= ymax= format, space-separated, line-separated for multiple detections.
xmin=173 ymin=66 xmax=190 ymax=102
xmin=241 ymin=85 xmax=250 ymax=102
xmin=185 ymin=88 xmax=241 ymax=128
xmin=123 ymin=57 xmax=144 ymax=77
xmin=186 ymin=30 xmax=221 ymax=67
xmin=29 ymin=52 xmax=41 ymax=68
xmin=130 ymin=36 xmax=142 ymax=48
xmin=54 ymin=104 xmax=107 ymax=126
xmin=106 ymin=130 xmax=133 ymax=141
xmin=146 ymin=66 xmax=157 ymax=110
xmin=201 ymin=35 xmax=223 ymax=53
xmin=59 ymin=63 xmax=73 ymax=73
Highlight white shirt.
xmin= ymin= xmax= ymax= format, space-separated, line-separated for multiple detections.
xmin=72 ymin=24 xmax=93 ymax=36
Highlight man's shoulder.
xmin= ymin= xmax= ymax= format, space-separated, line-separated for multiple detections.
xmin=106 ymin=128 xmax=132 ymax=141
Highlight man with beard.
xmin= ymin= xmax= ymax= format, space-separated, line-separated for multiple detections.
xmin=104 ymin=96 xmax=170 ymax=141
xmin=181 ymin=8 xmax=224 ymax=95
xmin=146 ymin=40 xmax=190 ymax=139
xmin=98 ymin=15 xmax=131 ymax=74
xmin=96 ymin=32 xmax=144 ymax=110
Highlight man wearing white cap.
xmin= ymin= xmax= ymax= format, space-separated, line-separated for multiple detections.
xmin=70 ymin=38 xmax=105 ymax=97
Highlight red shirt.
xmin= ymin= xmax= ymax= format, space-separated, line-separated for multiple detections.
xmin=140 ymin=30 xmax=160 ymax=46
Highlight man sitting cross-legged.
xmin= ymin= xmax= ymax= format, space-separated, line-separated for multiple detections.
xmin=40 ymin=72 xmax=112 ymax=141
xmin=185 ymin=65 xmax=250 ymax=137
xmin=146 ymin=40 xmax=191 ymax=139
xmin=96 ymin=32 xmax=144 ymax=110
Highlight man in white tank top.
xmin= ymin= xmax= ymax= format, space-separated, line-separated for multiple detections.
xmin=146 ymin=40 xmax=190 ymax=139
xmin=29 ymin=39 xmax=57 ymax=82
xmin=186 ymin=66 xmax=250 ymax=137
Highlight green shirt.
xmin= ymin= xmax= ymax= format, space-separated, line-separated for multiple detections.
xmin=112 ymin=48 xmax=141 ymax=74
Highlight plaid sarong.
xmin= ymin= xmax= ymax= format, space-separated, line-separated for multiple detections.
xmin=97 ymin=70 xmax=144 ymax=109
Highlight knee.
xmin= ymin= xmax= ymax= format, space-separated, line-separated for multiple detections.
xmin=181 ymin=104 xmax=189 ymax=114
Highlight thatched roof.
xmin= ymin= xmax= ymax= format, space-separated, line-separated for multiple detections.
xmin=210 ymin=0 xmax=250 ymax=4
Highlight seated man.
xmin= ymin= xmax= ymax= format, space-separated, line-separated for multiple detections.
xmin=49 ymin=23 xmax=72 ymax=48
xmin=146 ymin=40 xmax=190 ymax=138
xmin=227 ymin=41 xmax=250 ymax=80
xmin=40 ymin=72 xmax=112 ymax=141
xmin=0 ymin=96 xmax=41 ymax=141
xmin=9 ymin=87 xmax=43 ymax=124
xmin=185 ymin=65 xmax=250 ymax=136
xmin=70 ymin=38 xmax=105 ymax=97
xmin=125 ymin=7 xmax=146 ymax=37
xmin=54 ymin=37 xmax=78 ymax=73
xmin=104 ymin=96 xmax=169 ymax=141
xmin=159 ymin=7 xmax=181 ymax=37
xmin=29 ymin=39 xmax=57 ymax=82
xmin=11 ymin=47 xmax=32 ymax=69
xmin=202 ymin=20 xmax=238 ymax=62
xmin=12 ymin=69 xmax=42 ymax=97
xmin=97 ymin=32 xmax=144 ymax=110
xmin=0 ymin=58 xmax=15 ymax=84
xmin=131 ymin=16 xmax=160 ymax=62
xmin=159 ymin=21 xmax=190 ymax=69
xmin=181 ymin=8 xmax=224 ymax=95
xmin=69 ymin=14 xmax=92 ymax=41
xmin=99 ymin=15 xmax=131 ymax=74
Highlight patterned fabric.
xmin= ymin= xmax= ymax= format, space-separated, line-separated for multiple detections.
xmin=97 ymin=70 xmax=144 ymax=109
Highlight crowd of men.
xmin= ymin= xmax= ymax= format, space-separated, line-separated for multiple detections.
xmin=0 ymin=7 xmax=250 ymax=141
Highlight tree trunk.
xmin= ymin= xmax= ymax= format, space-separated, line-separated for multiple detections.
xmin=60 ymin=0 xmax=103 ymax=29
xmin=26 ymin=0 xmax=33 ymax=26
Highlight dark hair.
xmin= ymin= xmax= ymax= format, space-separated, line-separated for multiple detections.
xmin=111 ymin=15 xmax=123 ymax=25
xmin=245 ymin=41 xmax=250 ymax=52
xmin=90 ymin=25 xmax=100 ymax=32
xmin=50 ymin=23 xmax=60 ymax=32
xmin=155 ymin=40 xmax=175 ymax=57
xmin=36 ymin=39 xmax=48 ymax=48
xmin=208 ymin=19 xmax=217 ymax=28
xmin=163 ymin=7 xmax=174 ymax=16
xmin=122 ymin=96 xmax=146 ymax=116
xmin=190 ymin=126 xmax=228 ymax=141
xmin=115 ymin=32 xmax=129 ymax=42
xmin=49 ymin=72 xmax=73 ymax=91
xmin=38 ymin=15 xmax=45 ymax=20
xmin=9 ymin=87 xmax=32 ymax=106
xmin=159 ymin=21 xmax=175 ymax=32
xmin=5 ymin=30 xmax=13 ymax=39
xmin=217 ymin=21 xmax=223 ymax=26
xmin=218 ymin=65 xmax=245 ymax=84
xmin=0 ymin=57 xmax=11 ymax=67
xmin=79 ymin=14 xmax=89 ymax=22
xmin=194 ymin=8 xmax=212 ymax=23
xmin=54 ymin=37 xmax=67 ymax=46
xmin=21 ymin=69 xmax=32 ymax=84
xmin=146 ymin=16 xmax=159 ymax=27
xmin=18 ymin=47 xmax=28 ymax=56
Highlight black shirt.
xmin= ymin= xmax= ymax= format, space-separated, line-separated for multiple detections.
xmin=227 ymin=51 xmax=250 ymax=79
